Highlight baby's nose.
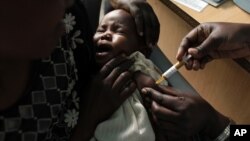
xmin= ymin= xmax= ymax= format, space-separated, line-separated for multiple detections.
xmin=101 ymin=33 xmax=112 ymax=40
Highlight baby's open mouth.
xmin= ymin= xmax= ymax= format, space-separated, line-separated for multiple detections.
xmin=95 ymin=43 xmax=113 ymax=65
xmin=96 ymin=44 xmax=112 ymax=53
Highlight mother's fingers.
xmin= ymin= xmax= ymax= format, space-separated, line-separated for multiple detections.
xmin=129 ymin=1 xmax=160 ymax=46
xmin=112 ymin=71 xmax=133 ymax=94
xmin=106 ymin=59 xmax=134 ymax=84
xmin=113 ymin=74 xmax=136 ymax=105
xmin=100 ymin=55 xmax=133 ymax=78
xmin=130 ymin=4 xmax=144 ymax=36
xmin=119 ymin=80 xmax=137 ymax=103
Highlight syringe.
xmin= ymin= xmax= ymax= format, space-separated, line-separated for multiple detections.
xmin=155 ymin=54 xmax=192 ymax=84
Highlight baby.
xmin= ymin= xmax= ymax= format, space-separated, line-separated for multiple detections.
xmin=91 ymin=9 xmax=167 ymax=141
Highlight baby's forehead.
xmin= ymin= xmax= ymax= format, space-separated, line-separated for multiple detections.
xmin=106 ymin=9 xmax=132 ymax=18
xmin=102 ymin=9 xmax=134 ymax=25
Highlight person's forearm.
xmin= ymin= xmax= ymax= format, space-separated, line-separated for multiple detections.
xmin=203 ymin=110 xmax=230 ymax=140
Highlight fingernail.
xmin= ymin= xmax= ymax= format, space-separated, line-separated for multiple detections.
xmin=188 ymin=48 xmax=198 ymax=55
xmin=141 ymin=88 xmax=147 ymax=94
xmin=194 ymin=49 xmax=199 ymax=54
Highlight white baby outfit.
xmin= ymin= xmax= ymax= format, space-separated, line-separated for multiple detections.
xmin=91 ymin=52 xmax=167 ymax=141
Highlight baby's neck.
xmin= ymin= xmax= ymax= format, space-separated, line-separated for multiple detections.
xmin=0 ymin=59 xmax=31 ymax=110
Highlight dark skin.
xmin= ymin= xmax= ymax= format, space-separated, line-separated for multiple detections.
xmin=137 ymin=22 xmax=250 ymax=141
xmin=72 ymin=56 xmax=137 ymax=141
xmin=134 ymin=72 xmax=168 ymax=141
xmin=111 ymin=0 xmax=160 ymax=48
xmin=91 ymin=9 xmax=166 ymax=141
xmin=177 ymin=22 xmax=250 ymax=70
xmin=71 ymin=1 xmax=160 ymax=141
xmin=0 ymin=0 xmax=160 ymax=140
xmin=93 ymin=9 xmax=151 ymax=66
xmin=141 ymin=86 xmax=230 ymax=141
xmin=93 ymin=9 xmax=156 ymax=103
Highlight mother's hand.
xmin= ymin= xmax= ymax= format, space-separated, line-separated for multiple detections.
xmin=141 ymin=85 xmax=229 ymax=140
xmin=73 ymin=55 xmax=136 ymax=141
xmin=89 ymin=56 xmax=136 ymax=120
xmin=111 ymin=0 xmax=160 ymax=47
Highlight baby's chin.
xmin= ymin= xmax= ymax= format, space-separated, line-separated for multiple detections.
xmin=95 ymin=51 xmax=115 ymax=67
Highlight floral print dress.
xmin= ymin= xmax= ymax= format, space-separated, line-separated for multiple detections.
xmin=0 ymin=2 xmax=96 ymax=141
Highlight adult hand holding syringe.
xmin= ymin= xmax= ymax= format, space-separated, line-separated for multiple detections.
xmin=156 ymin=54 xmax=192 ymax=84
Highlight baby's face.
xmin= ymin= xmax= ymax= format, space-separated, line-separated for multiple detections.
xmin=93 ymin=9 xmax=141 ymax=66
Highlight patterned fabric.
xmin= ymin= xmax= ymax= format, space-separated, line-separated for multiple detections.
xmin=0 ymin=2 xmax=95 ymax=141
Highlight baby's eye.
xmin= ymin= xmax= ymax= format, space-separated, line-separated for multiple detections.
xmin=116 ymin=29 xmax=126 ymax=34
xmin=96 ymin=28 xmax=105 ymax=33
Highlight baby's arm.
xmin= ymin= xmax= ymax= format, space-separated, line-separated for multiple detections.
xmin=133 ymin=71 xmax=157 ymax=91
xmin=133 ymin=71 xmax=168 ymax=141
